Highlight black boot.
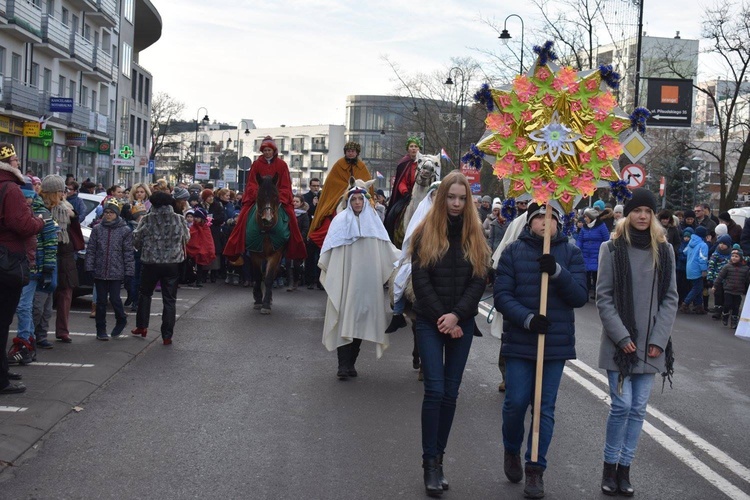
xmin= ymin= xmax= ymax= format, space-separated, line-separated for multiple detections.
xmin=523 ymin=464 xmax=545 ymax=499
xmin=722 ymin=312 xmax=730 ymax=326
xmin=436 ymin=454 xmax=449 ymax=490
xmin=617 ymin=464 xmax=634 ymax=496
xmin=601 ymin=461 xmax=618 ymax=496
xmin=504 ymin=451 xmax=523 ymax=483
xmin=336 ymin=347 xmax=349 ymax=380
xmin=385 ymin=313 xmax=407 ymax=333
xmin=422 ymin=458 xmax=443 ymax=497
xmin=348 ymin=339 xmax=361 ymax=377
xmin=731 ymin=315 xmax=739 ymax=329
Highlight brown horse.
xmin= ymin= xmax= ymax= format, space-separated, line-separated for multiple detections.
xmin=247 ymin=173 xmax=289 ymax=314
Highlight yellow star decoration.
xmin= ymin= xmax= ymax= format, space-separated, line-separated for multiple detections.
xmin=476 ymin=60 xmax=631 ymax=213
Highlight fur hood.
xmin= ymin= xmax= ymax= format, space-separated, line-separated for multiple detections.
xmin=0 ymin=160 xmax=25 ymax=184
xmin=599 ymin=207 xmax=614 ymax=221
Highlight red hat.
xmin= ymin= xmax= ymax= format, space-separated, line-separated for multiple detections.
xmin=260 ymin=136 xmax=277 ymax=153
xmin=200 ymin=189 xmax=214 ymax=201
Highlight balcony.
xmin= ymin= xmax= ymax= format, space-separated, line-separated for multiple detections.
xmin=67 ymin=33 xmax=94 ymax=70
xmin=107 ymin=117 xmax=115 ymax=138
xmin=89 ymin=111 xmax=108 ymax=136
xmin=85 ymin=47 xmax=112 ymax=81
xmin=68 ymin=103 xmax=90 ymax=130
xmin=87 ymin=0 xmax=117 ymax=27
xmin=66 ymin=0 xmax=95 ymax=13
xmin=38 ymin=15 xmax=69 ymax=58
xmin=2 ymin=0 xmax=42 ymax=42
xmin=0 ymin=78 xmax=41 ymax=114
xmin=311 ymin=142 xmax=328 ymax=153
xmin=0 ymin=0 xmax=8 ymax=25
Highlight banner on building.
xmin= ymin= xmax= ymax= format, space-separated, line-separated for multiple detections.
xmin=65 ymin=132 xmax=87 ymax=147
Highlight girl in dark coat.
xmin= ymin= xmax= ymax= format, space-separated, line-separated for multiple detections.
xmin=576 ymin=207 xmax=610 ymax=297
xmin=410 ymin=171 xmax=490 ymax=497
xmin=286 ymin=195 xmax=309 ymax=291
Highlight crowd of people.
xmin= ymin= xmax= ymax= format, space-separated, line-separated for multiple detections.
xmin=1 ymin=133 xmax=743 ymax=499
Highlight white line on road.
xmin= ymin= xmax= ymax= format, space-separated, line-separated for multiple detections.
xmin=10 ymin=330 xmax=96 ymax=337
xmin=0 ymin=406 xmax=27 ymax=413
xmin=565 ymin=368 xmax=750 ymax=500
xmin=568 ymin=359 xmax=750 ymax=485
xmin=68 ymin=310 xmax=176 ymax=317
xmin=26 ymin=362 xmax=94 ymax=368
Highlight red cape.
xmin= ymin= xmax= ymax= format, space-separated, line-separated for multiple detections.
xmin=224 ymin=156 xmax=307 ymax=260
xmin=187 ymin=223 xmax=216 ymax=266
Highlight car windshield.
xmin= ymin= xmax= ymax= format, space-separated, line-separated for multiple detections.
xmin=80 ymin=198 xmax=100 ymax=220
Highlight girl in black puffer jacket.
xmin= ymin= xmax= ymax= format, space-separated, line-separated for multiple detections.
xmin=410 ymin=171 xmax=490 ymax=497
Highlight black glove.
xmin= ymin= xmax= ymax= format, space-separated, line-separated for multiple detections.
xmin=528 ymin=314 xmax=551 ymax=335
xmin=124 ymin=276 xmax=133 ymax=291
xmin=537 ymin=254 xmax=557 ymax=275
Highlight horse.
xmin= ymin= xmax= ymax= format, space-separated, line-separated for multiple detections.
xmin=246 ymin=173 xmax=289 ymax=314
xmin=391 ymin=153 xmax=441 ymax=248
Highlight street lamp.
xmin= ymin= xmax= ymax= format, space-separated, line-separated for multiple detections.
xmin=194 ymin=107 xmax=209 ymax=173
xmin=499 ymin=14 xmax=525 ymax=75
xmin=235 ymin=120 xmax=251 ymax=188
xmin=444 ymin=66 xmax=466 ymax=158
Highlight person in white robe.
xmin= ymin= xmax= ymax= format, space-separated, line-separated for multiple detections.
xmin=319 ymin=181 xmax=400 ymax=380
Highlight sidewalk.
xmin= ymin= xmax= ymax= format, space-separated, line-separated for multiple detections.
xmin=0 ymin=284 xmax=215 ymax=468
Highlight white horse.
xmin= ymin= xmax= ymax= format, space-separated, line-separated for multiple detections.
xmin=402 ymin=153 xmax=440 ymax=233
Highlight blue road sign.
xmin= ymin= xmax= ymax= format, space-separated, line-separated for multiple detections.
xmin=50 ymin=97 xmax=74 ymax=113
xmin=147 ymin=159 xmax=155 ymax=174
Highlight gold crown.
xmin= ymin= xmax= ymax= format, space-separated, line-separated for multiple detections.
xmin=0 ymin=145 xmax=16 ymax=160
xmin=105 ymin=198 xmax=122 ymax=210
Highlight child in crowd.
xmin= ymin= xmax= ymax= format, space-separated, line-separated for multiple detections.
xmin=676 ymin=227 xmax=692 ymax=305
xmin=85 ymin=199 xmax=134 ymax=340
xmin=713 ymin=246 xmax=750 ymax=328
xmin=680 ymin=226 xmax=708 ymax=314
xmin=186 ymin=207 xmax=215 ymax=288
xmin=287 ymin=194 xmax=310 ymax=291
xmin=707 ymin=234 xmax=732 ymax=320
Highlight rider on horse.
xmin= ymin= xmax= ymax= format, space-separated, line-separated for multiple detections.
xmin=224 ymin=136 xmax=307 ymax=261
xmin=384 ymin=136 xmax=422 ymax=248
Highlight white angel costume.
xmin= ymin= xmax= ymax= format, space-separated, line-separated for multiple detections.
xmin=319 ymin=192 xmax=400 ymax=358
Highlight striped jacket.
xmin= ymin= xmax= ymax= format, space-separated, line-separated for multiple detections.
xmin=30 ymin=196 xmax=58 ymax=278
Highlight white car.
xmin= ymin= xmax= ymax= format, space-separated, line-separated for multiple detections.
xmin=77 ymin=192 xmax=106 ymax=227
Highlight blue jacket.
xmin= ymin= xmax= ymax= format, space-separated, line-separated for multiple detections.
xmin=494 ymin=227 xmax=588 ymax=361
xmin=676 ymin=238 xmax=689 ymax=272
xmin=576 ymin=220 xmax=610 ymax=271
xmin=684 ymin=234 xmax=708 ymax=280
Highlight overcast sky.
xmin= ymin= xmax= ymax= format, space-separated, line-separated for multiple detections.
xmin=140 ymin=0 xmax=712 ymax=129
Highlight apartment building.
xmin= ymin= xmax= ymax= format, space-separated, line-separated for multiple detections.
xmin=0 ymin=0 xmax=160 ymax=186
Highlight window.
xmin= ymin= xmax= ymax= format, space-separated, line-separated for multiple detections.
xmin=129 ymin=114 xmax=135 ymax=144
xmin=137 ymin=73 xmax=143 ymax=103
xmin=143 ymin=120 xmax=148 ymax=148
xmin=83 ymin=23 xmax=90 ymax=41
xmin=136 ymin=117 xmax=141 ymax=146
xmin=121 ymin=42 xmax=131 ymax=77
xmin=61 ymin=7 xmax=68 ymax=26
xmin=0 ymin=46 xmax=5 ymax=76
xmin=58 ymin=75 xmax=66 ymax=96
xmin=30 ymin=62 xmax=39 ymax=87
xmin=45 ymin=0 xmax=54 ymax=15
xmin=110 ymin=99 xmax=115 ymax=119
xmin=102 ymin=31 xmax=111 ymax=54
xmin=131 ymin=69 xmax=136 ymax=98
xmin=11 ymin=53 xmax=21 ymax=81
xmin=91 ymin=90 xmax=97 ymax=112
xmin=123 ymin=0 xmax=134 ymax=23
xmin=81 ymin=85 xmax=88 ymax=108
xmin=144 ymin=77 xmax=150 ymax=105
xmin=68 ymin=80 xmax=76 ymax=100
xmin=43 ymin=68 xmax=51 ymax=92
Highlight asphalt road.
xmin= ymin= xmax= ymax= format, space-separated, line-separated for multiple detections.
xmin=0 ymin=282 xmax=748 ymax=500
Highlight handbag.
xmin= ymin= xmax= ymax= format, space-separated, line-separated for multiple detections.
xmin=69 ymin=217 xmax=85 ymax=252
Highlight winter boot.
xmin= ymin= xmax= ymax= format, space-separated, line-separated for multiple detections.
xmin=601 ymin=461 xmax=618 ymax=496
xmin=336 ymin=347 xmax=349 ymax=380
xmin=523 ymin=464 xmax=545 ymax=498
xmin=616 ymin=464 xmax=634 ymax=496
xmin=348 ymin=341 xmax=361 ymax=377
xmin=678 ymin=303 xmax=692 ymax=314
xmin=692 ymin=304 xmax=707 ymax=315
xmin=436 ymin=454 xmax=449 ymax=490
xmin=722 ymin=312 xmax=730 ymax=326
xmin=422 ymin=458 xmax=443 ymax=497
xmin=385 ymin=313 xmax=407 ymax=333
xmin=504 ymin=451 xmax=523 ymax=483
xmin=731 ymin=315 xmax=739 ymax=329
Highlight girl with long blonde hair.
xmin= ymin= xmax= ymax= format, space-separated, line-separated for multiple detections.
xmin=409 ymin=170 xmax=490 ymax=496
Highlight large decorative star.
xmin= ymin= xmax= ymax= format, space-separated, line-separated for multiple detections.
xmin=475 ymin=46 xmax=631 ymax=212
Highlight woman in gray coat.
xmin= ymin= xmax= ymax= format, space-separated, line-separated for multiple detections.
xmin=595 ymin=188 xmax=678 ymax=497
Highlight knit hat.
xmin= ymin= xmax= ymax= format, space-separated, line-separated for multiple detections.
xmin=683 ymin=209 xmax=696 ymax=219
xmin=623 ymin=188 xmax=657 ymax=217
xmin=526 ymin=202 xmax=561 ymax=224
xmin=732 ymin=244 xmax=744 ymax=257
xmin=695 ymin=226 xmax=707 ymax=238
xmin=375 ymin=189 xmax=385 ymax=198
xmin=21 ymin=176 xmax=35 ymax=198
xmin=31 ymin=176 xmax=41 ymax=186
xmin=41 ymin=175 xmax=65 ymax=193
xmin=173 ymin=186 xmax=190 ymax=200
xmin=682 ymin=227 xmax=694 ymax=238
xmin=593 ymin=200 xmax=606 ymax=211
xmin=200 ymin=189 xmax=214 ymax=201
xmin=715 ymin=223 xmax=728 ymax=237
xmin=717 ymin=234 xmax=733 ymax=247
xmin=103 ymin=198 xmax=122 ymax=216
xmin=718 ymin=211 xmax=732 ymax=223
xmin=584 ymin=207 xmax=600 ymax=220
xmin=482 ymin=195 xmax=492 ymax=203
xmin=188 ymin=183 xmax=202 ymax=194
xmin=260 ymin=136 xmax=277 ymax=152
xmin=492 ymin=200 xmax=502 ymax=211
xmin=188 ymin=193 xmax=200 ymax=204
xmin=613 ymin=204 xmax=624 ymax=214
xmin=193 ymin=207 xmax=208 ymax=220
xmin=185 ymin=208 xmax=195 ymax=217
xmin=343 ymin=141 xmax=361 ymax=154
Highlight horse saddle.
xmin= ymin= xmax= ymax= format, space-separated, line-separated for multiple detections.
xmin=245 ymin=205 xmax=290 ymax=253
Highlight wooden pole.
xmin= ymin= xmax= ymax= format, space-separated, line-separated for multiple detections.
xmin=530 ymin=201 xmax=553 ymax=463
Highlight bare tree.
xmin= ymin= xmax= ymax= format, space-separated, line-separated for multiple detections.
xmin=149 ymin=92 xmax=186 ymax=161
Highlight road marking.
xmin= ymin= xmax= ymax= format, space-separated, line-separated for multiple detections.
xmin=568 ymin=359 xmax=750 ymax=485
xmin=476 ymin=305 xmax=750 ymax=497
xmin=0 ymin=406 xmax=27 ymax=413
xmin=27 ymin=362 xmax=94 ymax=368
xmin=565 ymin=368 xmax=750 ymax=500
xmin=68 ymin=310 xmax=174 ymax=317
xmin=10 ymin=330 xmax=96 ymax=337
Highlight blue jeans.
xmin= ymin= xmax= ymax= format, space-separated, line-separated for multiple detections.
xmin=604 ymin=371 xmax=655 ymax=466
xmin=684 ymin=277 xmax=703 ymax=306
xmin=502 ymin=357 xmax=566 ymax=469
xmin=393 ymin=296 xmax=405 ymax=315
xmin=15 ymin=280 xmax=38 ymax=342
xmin=416 ymin=316 xmax=474 ymax=460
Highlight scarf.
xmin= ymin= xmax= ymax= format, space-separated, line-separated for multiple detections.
xmin=101 ymin=216 xmax=121 ymax=228
xmin=611 ymin=228 xmax=673 ymax=390
xmin=51 ymin=201 xmax=71 ymax=244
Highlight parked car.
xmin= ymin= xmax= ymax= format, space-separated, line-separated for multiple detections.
xmin=78 ymin=192 xmax=105 ymax=228
xmin=74 ymin=225 xmax=94 ymax=298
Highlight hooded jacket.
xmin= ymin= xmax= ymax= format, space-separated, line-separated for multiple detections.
xmin=495 ymin=226 xmax=588 ymax=361
xmin=576 ymin=218 xmax=610 ymax=271
xmin=707 ymin=235 xmax=733 ymax=283
xmin=684 ymin=233 xmax=708 ymax=280
xmin=0 ymin=161 xmax=44 ymax=267
xmin=85 ymin=217 xmax=135 ymax=280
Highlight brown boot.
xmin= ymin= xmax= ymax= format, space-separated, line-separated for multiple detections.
xmin=692 ymin=304 xmax=707 ymax=315
xmin=89 ymin=302 xmax=96 ymax=318
xmin=678 ymin=303 xmax=692 ymax=314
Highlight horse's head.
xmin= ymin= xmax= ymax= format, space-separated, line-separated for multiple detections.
xmin=415 ymin=154 xmax=440 ymax=187
xmin=336 ymin=176 xmax=375 ymax=213
xmin=256 ymin=172 xmax=280 ymax=227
